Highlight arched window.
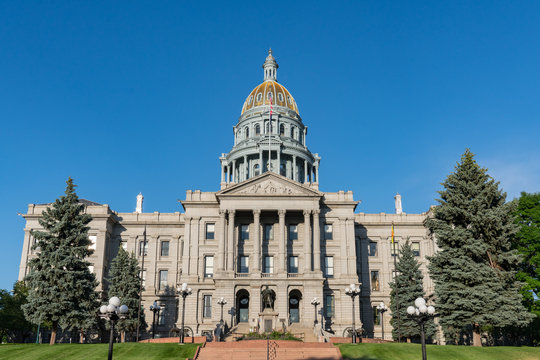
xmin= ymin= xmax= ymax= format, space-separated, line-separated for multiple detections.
xmin=280 ymin=163 xmax=286 ymax=176
xmin=299 ymin=132 xmax=303 ymax=144
xmin=265 ymin=122 xmax=270 ymax=134
xmin=245 ymin=126 xmax=249 ymax=139
xmin=290 ymin=126 xmax=295 ymax=138
xmin=254 ymin=164 xmax=260 ymax=176
xmin=280 ymin=124 xmax=285 ymax=136
xmin=255 ymin=124 xmax=260 ymax=136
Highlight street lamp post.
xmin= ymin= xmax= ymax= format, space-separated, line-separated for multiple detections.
xmin=345 ymin=283 xmax=361 ymax=344
xmin=99 ymin=296 xmax=129 ymax=360
xmin=407 ymin=297 xmax=435 ymax=360
xmin=177 ymin=283 xmax=192 ymax=345
xmin=376 ymin=302 xmax=388 ymax=340
xmin=150 ymin=301 xmax=161 ymax=339
xmin=311 ymin=298 xmax=320 ymax=327
xmin=217 ymin=297 xmax=227 ymax=324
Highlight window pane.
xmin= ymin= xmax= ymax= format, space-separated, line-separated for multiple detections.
xmin=325 ymin=256 xmax=334 ymax=277
xmin=264 ymin=256 xmax=274 ymax=273
xmin=324 ymin=224 xmax=333 ymax=240
xmin=158 ymin=304 xmax=166 ymax=325
xmin=88 ymin=265 xmax=94 ymax=273
xmin=371 ymin=271 xmax=379 ymax=291
xmin=325 ymin=295 xmax=334 ymax=317
xmin=140 ymin=270 xmax=146 ymax=287
xmin=205 ymin=256 xmax=214 ymax=278
xmin=240 ymin=256 xmax=249 ymax=273
xmin=289 ymin=225 xmax=298 ymax=241
xmin=373 ymin=306 xmax=381 ymax=325
xmin=206 ymin=223 xmax=215 ymax=240
xmin=121 ymin=241 xmax=127 ymax=250
xmin=368 ymin=242 xmax=377 ymax=256
xmin=159 ymin=270 xmax=168 ymax=290
xmin=240 ymin=225 xmax=249 ymax=241
xmin=289 ymin=256 xmax=298 ymax=273
xmin=203 ymin=295 xmax=212 ymax=318
xmin=412 ymin=242 xmax=420 ymax=257
xmin=139 ymin=241 xmax=148 ymax=256
xmin=161 ymin=241 xmax=169 ymax=257
xmin=391 ymin=242 xmax=399 ymax=256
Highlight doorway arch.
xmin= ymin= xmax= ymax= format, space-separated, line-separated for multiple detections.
xmin=236 ymin=289 xmax=250 ymax=323
xmin=289 ymin=289 xmax=302 ymax=324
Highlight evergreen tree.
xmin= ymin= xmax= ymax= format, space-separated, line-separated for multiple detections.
xmin=22 ymin=178 xmax=99 ymax=344
xmin=389 ymin=241 xmax=436 ymax=341
xmin=0 ymin=281 xmax=35 ymax=343
xmin=425 ymin=150 xmax=533 ymax=346
xmin=513 ymin=192 xmax=540 ymax=344
xmin=106 ymin=246 xmax=147 ymax=341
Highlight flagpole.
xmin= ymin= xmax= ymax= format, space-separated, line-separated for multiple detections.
xmin=136 ymin=223 xmax=147 ymax=342
xmin=392 ymin=222 xmax=402 ymax=342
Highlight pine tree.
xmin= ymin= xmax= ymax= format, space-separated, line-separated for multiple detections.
xmin=389 ymin=240 xmax=436 ymax=341
xmin=22 ymin=178 xmax=99 ymax=344
xmin=106 ymin=246 xmax=147 ymax=341
xmin=425 ymin=150 xmax=533 ymax=346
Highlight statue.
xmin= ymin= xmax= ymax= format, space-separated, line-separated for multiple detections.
xmin=261 ymin=286 xmax=275 ymax=310
xmin=394 ymin=193 xmax=402 ymax=215
xmin=136 ymin=193 xmax=144 ymax=214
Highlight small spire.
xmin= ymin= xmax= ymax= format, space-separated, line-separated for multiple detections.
xmin=262 ymin=48 xmax=278 ymax=81
xmin=394 ymin=193 xmax=402 ymax=215
xmin=136 ymin=193 xmax=144 ymax=213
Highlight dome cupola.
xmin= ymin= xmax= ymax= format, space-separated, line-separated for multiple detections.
xmin=263 ymin=49 xmax=278 ymax=81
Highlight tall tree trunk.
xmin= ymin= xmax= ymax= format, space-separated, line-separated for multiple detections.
xmin=50 ymin=322 xmax=57 ymax=345
xmin=472 ymin=323 xmax=482 ymax=347
xmin=121 ymin=330 xmax=125 ymax=343
xmin=79 ymin=330 xmax=84 ymax=344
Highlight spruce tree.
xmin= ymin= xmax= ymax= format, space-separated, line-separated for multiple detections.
xmin=22 ymin=178 xmax=99 ymax=344
xmin=107 ymin=246 xmax=147 ymax=341
xmin=389 ymin=240 xmax=436 ymax=341
xmin=425 ymin=150 xmax=533 ymax=346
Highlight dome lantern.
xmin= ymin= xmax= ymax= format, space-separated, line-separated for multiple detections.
xmin=263 ymin=48 xmax=278 ymax=81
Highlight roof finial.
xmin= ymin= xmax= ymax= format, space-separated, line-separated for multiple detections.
xmin=262 ymin=49 xmax=278 ymax=81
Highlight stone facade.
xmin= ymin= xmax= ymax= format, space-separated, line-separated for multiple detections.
xmin=18 ymin=51 xmax=435 ymax=340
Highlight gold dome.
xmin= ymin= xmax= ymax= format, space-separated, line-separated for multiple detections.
xmin=241 ymin=80 xmax=299 ymax=115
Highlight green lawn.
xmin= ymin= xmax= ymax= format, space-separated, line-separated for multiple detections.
xmin=338 ymin=343 xmax=540 ymax=360
xmin=0 ymin=343 xmax=200 ymax=360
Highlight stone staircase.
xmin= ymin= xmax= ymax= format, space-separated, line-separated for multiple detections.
xmin=288 ymin=323 xmax=319 ymax=342
xmin=195 ymin=340 xmax=342 ymax=360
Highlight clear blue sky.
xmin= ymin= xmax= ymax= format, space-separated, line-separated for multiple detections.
xmin=1 ymin=1 xmax=539 ymax=291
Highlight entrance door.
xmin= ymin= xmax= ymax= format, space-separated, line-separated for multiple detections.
xmin=289 ymin=295 xmax=300 ymax=323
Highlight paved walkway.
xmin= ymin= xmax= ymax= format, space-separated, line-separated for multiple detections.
xmin=196 ymin=340 xmax=342 ymax=360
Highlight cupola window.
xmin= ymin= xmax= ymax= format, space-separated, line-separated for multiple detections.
xmin=279 ymin=124 xmax=285 ymax=136
xmin=257 ymin=93 xmax=263 ymax=102
xmin=245 ymin=126 xmax=249 ymax=139
xmin=248 ymin=95 xmax=253 ymax=105
xmin=278 ymin=93 xmax=284 ymax=102
xmin=267 ymin=92 xmax=273 ymax=101
xmin=255 ymin=124 xmax=260 ymax=136
xmin=290 ymin=126 xmax=296 ymax=139
xmin=254 ymin=164 xmax=260 ymax=176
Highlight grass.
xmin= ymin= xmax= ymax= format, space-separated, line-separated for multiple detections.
xmin=338 ymin=342 xmax=540 ymax=360
xmin=0 ymin=342 xmax=200 ymax=360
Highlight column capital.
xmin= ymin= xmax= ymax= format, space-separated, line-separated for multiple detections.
xmin=278 ymin=209 xmax=286 ymax=217
xmin=228 ymin=209 xmax=236 ymax=216
xmin=313 ymin=209 xmax=320 ymax=215
xmin=219 ymin=210 xmax=227 ymax=217
xmin=253 ymin=209 xmax=261 ymax=216
xmin=303 ymin=209 xmax=312 ymax=216
xmin=184 ymin=216 xmax=192 ymax=222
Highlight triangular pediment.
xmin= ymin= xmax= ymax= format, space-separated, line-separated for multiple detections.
xmin=217 ymin=172 xmax=322 ymax=197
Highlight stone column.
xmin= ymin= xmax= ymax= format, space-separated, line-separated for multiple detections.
xmin=304 ymin=160 xmax=308 ymax=184
xmin=259 ymin=149 xmax=263 ymax=174
xmin=218 ymin=210 xmax=226 ymax=271
xmin=346 ymin=218 xmax=357 ymax=276
xmin=339 ymin=218 xmax=348 ymax=275
xmin=303 ymin=210 xmax=312 ymax=271
xmin=293 ymin=156 xmax=297 ymax=181
xmin=232 ymin=160 xmax=236 ymax=183
xmin=315 ymin=164 xmax=319 ymax=183
xmin=227 ymin=165 xmax=231 ymax=184
xmin=182 ymin=217 xmax=192 ymax=276
xmin=227 ymin=210 xmax=236 ymax=272
xmin=221 ymin=163 xmax=225 ymax=183
xmin=189 ymin=217 xmax=200 ymax=274
xmin=277 ymin=147 xmax=281 ymax=175
xmin=313 ymin=209 xmax=321 ymax=272
xmin=244 ymin=155 xmax=248 ymax=181
xmin=278 ymin=209 xmax=286 ymax=273
xmin=253 ymin=209 xmax=261 ymax=272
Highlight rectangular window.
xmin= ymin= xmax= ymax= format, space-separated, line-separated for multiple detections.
xmin=240 ymin=225 xmax=249 ymax=241
xmin=324 ymin=256 xmax=334 ymax=278
xmin=412 ymin=242 xmax=420 ymax=257
xmin=392 ymin=270 xmax=399 ymax=279
xmin=203 ymin=295 xmax=212 ymax=318
xmin=324 ymin=224 xmax=333 ymax=240
xmin=89 ymin=235 xmax=97 ymax=250
xmin=158 ymin=304 xmax=166 ymax=325
xmin=160 ymin=241 xmax=170 ymax=257
xmin=205 ymin=256 xmax=214 ymax=278
xmin=239 ymin=256 xmax=249 ymax=273
xmin=88 ymin=265 xmax=94 ymax=273
xmin=206 ymin=223 xmax=215 ymax=240
xmin=391 ymin=242 xmax=399 ymax=257
xmin=264 ymin=224 xmax=274 ymax=241
xmin=263 ymin=256 xmax=274 ymax=274
xmin=139 ymin=241 xmax=148 ymax=256
xmin=373 ymin=306 xmax=381 ymax=325
xmin=288 ymin=256 xmax=298 ymax=273
xmin=159 ymin=270 xmax=168 ymax=290
xmin=371 ymin=271 xmax=380 ymax=291
xmin=325 ymin=295 xmax=335 ymax=318
xmin=368 ymin=242 xmax=377 ymax=256
xmin=140 ymin=270 xmax=146 ymax=287
xmin=121 ymin=241 xmax=127 ymax=250
xmin=288 ymin=225 xmax=298 ymax=241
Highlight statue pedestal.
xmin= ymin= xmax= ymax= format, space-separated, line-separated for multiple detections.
xmin=258 ymin=309 xmax=279 ymax=333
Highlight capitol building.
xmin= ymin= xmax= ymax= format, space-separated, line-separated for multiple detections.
xmin=18 ymin=50 xmax=436 ymax=340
